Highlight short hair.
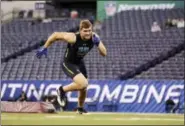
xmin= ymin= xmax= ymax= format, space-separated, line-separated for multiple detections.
xmin=79 ymin=20 xmax=92 ymax=30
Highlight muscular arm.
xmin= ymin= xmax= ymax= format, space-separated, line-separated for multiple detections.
xmin=92 ymin=32 xmax=107 ymax=57
xmin=43 ymin=32 xmax=76 ymax=48
xmin=98 ymin=41 xmax=107 ymax=57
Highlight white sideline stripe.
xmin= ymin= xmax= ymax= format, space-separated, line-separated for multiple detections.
xmin=2 ymin=116 xmax=184 ymax=122
xmin=85 ymin=112 xmax=184 ymax=116
xmin=45 ymin=115 xmax=75 ymax=118
xmin=93 ymin=117 xmax=184 ymax=121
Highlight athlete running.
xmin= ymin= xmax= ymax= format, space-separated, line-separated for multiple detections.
xmin=36 ymin=19 xmax=107 ymax=114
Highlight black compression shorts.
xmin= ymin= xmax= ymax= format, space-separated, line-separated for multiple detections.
xmin=62 ymin=60 xmax=87 ymax=79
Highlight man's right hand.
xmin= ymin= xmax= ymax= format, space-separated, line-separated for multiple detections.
xmin=36 ymin=47 xmax=48 ymax=59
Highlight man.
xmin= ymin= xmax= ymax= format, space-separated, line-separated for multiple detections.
xmin=151 ymin=21 xmax=161 ymax=32
xmin=177 ymin=18 xmax=184 ymax=28
xmin=16 ymin=91 xmax=27 ymax=102
xmin=36 ymin=19 xmax=107 ymax=114
xmin=165 ymin=19 xmax=173 ymax=28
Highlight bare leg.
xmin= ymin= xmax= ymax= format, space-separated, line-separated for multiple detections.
xmin=62 ymin=73 xmax=88 ymax=92
xmin=58 ymin=73 xmax=88 ymax=111
xmin=78 ymin=88 xmax=87 ymax=108
xmin=63 ymin=82 xmax=81 ymax=92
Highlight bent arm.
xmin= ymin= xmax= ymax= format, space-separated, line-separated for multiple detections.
xmin=98 ymin=41 xmax=107 ymax=57
xmin=43 ymin=32 xmax=76 ymax=48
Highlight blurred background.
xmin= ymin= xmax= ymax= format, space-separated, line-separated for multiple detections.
xmin=1 ymin=0 xmax=184 ymax=115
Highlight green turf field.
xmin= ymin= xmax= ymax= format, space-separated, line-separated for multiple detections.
xmin=1 ymin=112 xmax=184 ymax=125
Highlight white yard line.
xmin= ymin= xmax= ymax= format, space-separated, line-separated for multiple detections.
xmin=45 ymin=115 xmax=76 ymax=118
xmin=2 ymin=115 xmax=184 ymax=122
xmin=92 ymin=117 xmax=184 ymax=122
xmin=85 ymin=112 xmax=184 ymax=116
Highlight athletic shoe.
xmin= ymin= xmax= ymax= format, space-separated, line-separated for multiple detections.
xmin=76 ymin=107 xmax=88 ymax=114
xmin=57 ymin=86 xmax=66 ymax=107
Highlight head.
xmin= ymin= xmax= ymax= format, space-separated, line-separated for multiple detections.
xmin=172 ymin=19 xmax=178 ymax=24
xmin=21 ymin=91 xmax=26 ymax=96
xmin=167 ymin=18 xmax=171 ymax=22
xmin=79 ymin=20 xmax=93 ymax=40
xmin=153 ymin=21 xmax=158 ymax=25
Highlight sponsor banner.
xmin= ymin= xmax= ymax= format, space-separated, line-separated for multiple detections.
xmin=1 ymin=80 xmax=184 ymax=113
xmin=1 ymin=101 xmax=56 ymax=113
xmin=97 ymin=1 xmax=184 ymax=21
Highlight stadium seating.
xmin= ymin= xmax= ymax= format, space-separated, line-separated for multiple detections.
xmin=1 ymin=8 xmax=184 ymax=80
xmin=1 ymin=18 xmax=80 ymax=58
xmin=101 ymin=8 xmax=184 ymax=32
xmin=134 ymin=51 xmax=184 ymax=79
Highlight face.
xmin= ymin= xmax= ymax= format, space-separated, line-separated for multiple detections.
xmin=80 ymin=27 xmax=92 ymax=40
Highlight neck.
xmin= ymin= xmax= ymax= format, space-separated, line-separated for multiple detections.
xmin=80 ymin=34 xmax=88 ymax=41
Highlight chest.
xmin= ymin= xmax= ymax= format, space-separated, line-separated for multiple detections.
xmin=75 ymin=41 xmax=93 ymax=53
xmin=78 ymin=43 xmax=91 ymax=52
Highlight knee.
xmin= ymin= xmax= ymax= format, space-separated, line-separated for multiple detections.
xmin=73 ymin=74 xmax=88 ymax=90
xmin=79 ymin=79 xmax=88 ymax=90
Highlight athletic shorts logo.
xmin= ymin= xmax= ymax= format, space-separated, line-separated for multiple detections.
xmin=104 ymin=1 xmax=117 ymax=16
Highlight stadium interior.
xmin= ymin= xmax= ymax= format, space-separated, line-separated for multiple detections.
xmin=1 ymin=0 xmax=184 ymax=125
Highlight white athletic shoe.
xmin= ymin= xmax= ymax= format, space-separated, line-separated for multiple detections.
xmin=57 ymin=88 xmax=66 ymax=107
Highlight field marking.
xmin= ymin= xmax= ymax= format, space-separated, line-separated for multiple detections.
xmin=2 ymin=112 xmax=184 ymax=116
xmin=45 ymin=115 xmax=75 ymax=118
xmin=92 ymin=117 xmax=184 ymax=122
xmin=85 ymin=112 xmax=184 ymax=116
xmin=2 ymin=115 xmax=184 ymax=122
xmin=2 ymin=112 xmax=184 ymax=118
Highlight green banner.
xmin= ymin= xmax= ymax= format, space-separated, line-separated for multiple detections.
xmin=97 ymin=0 xmax=184 ymax=21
